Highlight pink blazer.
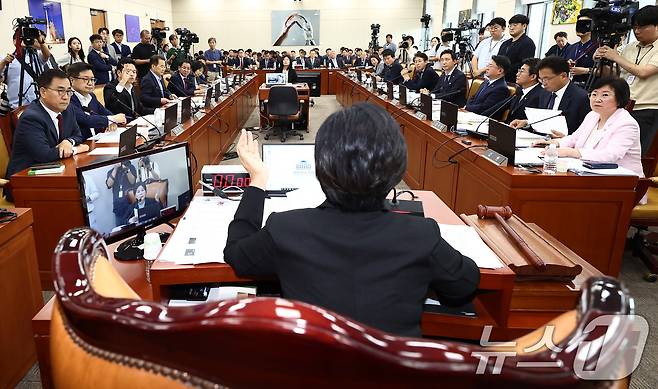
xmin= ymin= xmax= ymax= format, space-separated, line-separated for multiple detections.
xmin=559 ymin=108 xmax=644 ymax=177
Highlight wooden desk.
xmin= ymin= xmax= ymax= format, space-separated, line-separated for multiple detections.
xmin=230 ymin=68 xmax=340 ymax=95
xmin=335 ymin=73 xmax=637 ymax=276
xmin=0 ymin=208 xmax=43 ymax=388
xmin=11 ymin=76 xmax=259 ymax=289
xmin=258 ymin=83 xmax=310 ymax=131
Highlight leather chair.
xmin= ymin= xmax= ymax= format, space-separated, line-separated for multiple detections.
xmin=51 ymin=227 xmax=633 ymax=388
xmin=500 ymin=83 xmax=518 ymax=122
xmin=264 ymin=85 xmax=304 ymax=142
xmin=467 ymin=78 xmax=485 ymax=101
xmin=126 ymin=179 xmax=169 ymax=208
xmin=0 ymin=128 xmax=13 ymax=207
xmin=94 ymin=85 xmax=106 ymax=106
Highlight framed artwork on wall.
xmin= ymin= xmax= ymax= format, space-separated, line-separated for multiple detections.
xmin=272 ymin=10 xmax=320 ymax=46
xmin=27 ymin=0 xmax=65 ymax=44
xmin=551 ymin=0 xmax=583 ymax=25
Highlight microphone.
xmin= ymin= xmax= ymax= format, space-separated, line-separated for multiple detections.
xmin=520 ymin=112 xmax=564 ymax=132
xmin=432 ymin=89 xmax=464 ymax=100
xmin=472 ymin=93 xmax=518 ymax=136
xmin=112 ymin=98 xmax=163 ymax=141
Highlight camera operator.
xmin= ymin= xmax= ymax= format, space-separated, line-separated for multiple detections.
xmin=131 ymin=30 xmax=157 ymax=79
xmin=0 ymin=27 xmax=52 ymax=108
xmin=106 ymin=160 xmax=137 ymax=226
xmin=166 ymin=34 xmax=186 ymax=71
xmin=397 ymin=36 xmax=414 ymax=66
xmin=595 ymin=5 xmax=658 ymax=155
xmin=565 ymin=15 xmax=598 ymax=84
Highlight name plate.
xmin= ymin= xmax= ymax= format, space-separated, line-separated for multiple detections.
xmin=432 ymin=120 xmax=447 ymax=131
xmin=482 ymin=149 xmax=508 ymax=166
xmin=194 ymin=111 xmax=205 ymax=121
xmin=414 ymin=111 xmax=427 ymax=121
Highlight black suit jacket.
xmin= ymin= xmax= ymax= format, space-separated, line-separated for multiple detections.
xmin=224 ymin=187 xmax=480 ymax=337
xmin=168 ymin=71 xmax=196 ymax=97
xmin=228 ymin=57 xmax=251 ymax=69
xmin=307 ymin=57 xmax=322 ymax=69
xmin=6 ymin=101 xmax=84 ymax=179
xmin=465 ymin=78 xmax=511 ymax=120
xmin=140 ymin=71 xmax=171 ymax=109
xmin=506 ymin=84 xmax=550 ymax=123
xmin=325 ymin=56 xmax=345 ymax=69
xmin=259 ymin=58 xmax=275 ymax=69
xmin=431 ymin=68 xmax=468 ymax=107
xmin=403 ymin=66 xmax=440 ymax=92
xmin=104 ymin=79 xmax=155 ymax=117
xmin=538 ymin=82 xmax=591 ymax=134
xmin=382 ymin=61 xmax=403 ymax=84
xmin=87 ymin=50 xmax=117 ymax=84
xmin=354 ymin=57 xmax=369 ymax=67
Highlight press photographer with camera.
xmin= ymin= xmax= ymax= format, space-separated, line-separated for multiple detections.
xmin=594 ymin=5 xmax=658 ymax=155
xmin=166 ymin=34 xmax=185 ymax=71
xmin=564 ymin=15 xmax=598 ymax=84
xmin=0 ymin=17 xmax=53 ymax=108
xmin=131 ymin=30 xmax=158 ymax=79
xmin=397 ymin=35 xmax=414 ymax=66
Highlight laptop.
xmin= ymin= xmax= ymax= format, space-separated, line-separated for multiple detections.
xmin=181 ymin=97 xmax=192 ymax=122
xmin=118 ymin=125 xmax=137 ymax=157
xmin=399 ymin=84 xmax=407 ymax=106
xmin=261 ymin=143 xmax=318 ymax=191
xmin=420 ymin=93 xmax=432 ymax=121
xmin=266 ymin=72 xmax=287 ymax=87
xmin=439 ymin=100 xmax=458 ymax=131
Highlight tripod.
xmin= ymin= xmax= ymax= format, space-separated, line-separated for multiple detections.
xmin=16 ymin=45 xmax=44 ymax=107
xmin=456 ymin=41 xmax=476 ymax=79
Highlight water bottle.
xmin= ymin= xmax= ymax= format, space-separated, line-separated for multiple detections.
xmin=543 ymin=144 xmax=558 ymax=174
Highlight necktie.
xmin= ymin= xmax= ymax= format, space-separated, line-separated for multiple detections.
xmin=445 ymin=74 xmax=451 ymax=83
xmin=474 ymin=80 xmax=489 ymax=99
xmin=547 ymin=92 xmax=558 ymax=109
xmin=182 ymin=75 xmax=186 ymax=91
xmin=56 ymin=113 xmax=63 ymax=140
xmin=240 ymin=58 xmax=243 ymax=68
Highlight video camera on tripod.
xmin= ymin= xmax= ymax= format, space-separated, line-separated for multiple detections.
xmin=579 ymin=0 xmax=639 ymax=48
xmin=14 ymin=16 xmax=47 ymax=47
xmin=369 ymin=23 xmax=381 ymax=51
xmin=151 ymin=26 xmax=169 ymax=49
xmin=175 ymin=27 xmax=200 ymax=57
xmin=442 ymin=19 xmax=480 ymax=76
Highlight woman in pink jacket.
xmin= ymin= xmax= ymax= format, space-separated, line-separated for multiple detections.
xmin=537 ymin=76 xmax=644 ymax=177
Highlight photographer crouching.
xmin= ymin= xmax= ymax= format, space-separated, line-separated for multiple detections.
xmin=595 ymin=5 xmax=658 ymax=155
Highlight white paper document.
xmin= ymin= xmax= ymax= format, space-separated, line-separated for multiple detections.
xmin=524 ymin=107 xmax=569 ymax=135
xmin=514 ymin=147 xmax=544 ymax=166
xmin=157 ymin=197 xmax=241 ymax=265
xmin=438 ymin=224 xmax=504 ymax=269
xmin=88 ymin=147 xmax=119 ymax=156
xmin=515 ymin=129 xmax=548 ymax=148
xmin=262 ymin=183 xmax=326 ymax=226
xmin=168 ymin=286 xmax=256 ymax=307
xmin=570 ymin=161 xmax=639 ymax=176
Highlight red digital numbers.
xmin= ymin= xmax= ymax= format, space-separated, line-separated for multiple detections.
xmin=213 ymin=174 xmax=250 ymax=188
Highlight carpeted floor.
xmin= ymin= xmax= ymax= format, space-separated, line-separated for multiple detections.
xmin=17 ymin=96 xmax=656 ymax=388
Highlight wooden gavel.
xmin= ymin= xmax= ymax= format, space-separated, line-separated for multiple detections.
xmin=477 ymin=205 xmax=546 ymax=272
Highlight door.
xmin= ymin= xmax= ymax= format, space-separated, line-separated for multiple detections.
xmin=90 ymin=9 xmax=107 ymax=35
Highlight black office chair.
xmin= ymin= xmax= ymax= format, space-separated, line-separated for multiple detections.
xmin=264 ymin=85 xmax=304 ymax=142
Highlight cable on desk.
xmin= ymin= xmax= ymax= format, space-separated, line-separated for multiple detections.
xmin=446 ymin=145 xmax=487 ymax=164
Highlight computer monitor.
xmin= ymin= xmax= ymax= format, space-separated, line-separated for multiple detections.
xmin=205 ymin=87 xmax=213 ymax=108
xmin=261 ymin=143 xmax=318 ymax=191
xmin=164 ymin=104 xmax=177 ymax=135
xmin=356 ymin=69 xmax=362 ymax=83
xmin=399 ymin=85 xmax=407 ymax=105
xmin=420 ymin=93 xmax=432 ymax=121
xmin=440 ymin=100 xmax=458 ymax=131
xmin=387 ymin=81 xmax=394 ymax=100
xmin=118 ymin=125 xmax=137 ymax=157
xmin=214 ymin=81 xmax=222 ymax=102
xmin=77 ymin=142 xmax=193 ymax=260
xmin=487 ymin=120 xmax=517 ymax=165
xmin=181 ymin=97 xmax=192 ymax=122
xmin=266 ymin=72 xmax=286 ymax=87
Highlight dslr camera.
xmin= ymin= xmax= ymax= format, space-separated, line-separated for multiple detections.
xmin=579 ymin=0 xmax=639 ymax=48
xmin=14 ymin=16 xmax=47 ymax=47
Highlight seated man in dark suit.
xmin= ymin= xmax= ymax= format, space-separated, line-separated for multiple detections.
xmin=307 ymin=49 xmax=322 ymax=69
xmin=325 ymin=50 xmax=346 ymax=69
xmin=259 ymin=51 xmax=276 ymax=69
xmin=377 ymin=49 xmax=403 ymax=84
xmin=167 ymin=60 xmax=197 ymax=97
xmin=87 ymin=33 xmax=117 ymax=85
xmin=225 ymin=103 xmax=480 ymax=338
xmin=401 ymin=52 xmax=440 ymax=91
xmin=465 ymin=55 xmax=513 ymax=120
xmin=505 ymin=57 xmax=549 ymax=123
xmin=229 ymin=49 xmax=252 ymax=69
xmin=5 ymin=69 xmax=88 ymax=189
xmin=353 ymin=48 xmax=369 ymax=67
xmin=421 ymin=50 xmax=468 ymax=107
xmin=140 ymin=55 xmax=175 ymax=109
xmin=104 ymin=58 xmax=155 ymax=118
xmin=294 ymin=49 xmax=309 ymax=69
xmin=67 ymin=62 xmax=127 ymax=140
xmin=510 ymin=56 xmax=590 ymax=134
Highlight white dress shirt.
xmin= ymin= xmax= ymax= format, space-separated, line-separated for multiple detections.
xmin=551 ymin=81 xmax=570 ymax=110
xmin=473 ymin=35 xmax=510 ymax=69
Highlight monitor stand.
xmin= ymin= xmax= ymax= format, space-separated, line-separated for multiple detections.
xmin=114 ymin=230 xmax=171 ymax=261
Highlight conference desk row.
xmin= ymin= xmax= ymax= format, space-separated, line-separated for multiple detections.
xmin=229 ymin=67 xmax=341 ymax=95
xmin=334 ymin=73 xmax=637 ymax=277
xmin=11 ymin=76 xmax=259 ymax=289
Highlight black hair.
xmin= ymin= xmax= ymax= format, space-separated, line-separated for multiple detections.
xmin=386 ymin=33 xmax=393 ymax=38
xmin=537 ymin=55 xmax=570 ymax=76
xmin=554 ymin=31 xmax=568 ymax=39
xmin=97 ymin=27 xmax=109 ymax=34
xmin=67 ymin=37 xmax=85 ymax=61
xmin=521 ymin=57 xmax=540 ymax=78
xmin=509 ymin=14 xmax=530 ymax=25
xmin=381 ymin=49 xmax=395 ymax=58
xmin=117 ymin=58 xmax=136 ymax=72
xmin=89 ymin=34 xmax=103 ymax=43
xmin=37 ymin=68 xmax=69 ymax=90
xmin=369 ymin=55 xmax=380 ymax=64
xmin=112 ymin=29 xmax=124 ymax=36
xmin=490 ymin=17 xmax=507 ymax=29
xmin=178 ymin=59 xmax=192 ymax=68
xmin=440 ymin=49 xmax=457 ymax=61
xmin=315 ymin=103 xmax=406 ymax=211
xmin=149 ymin=55 xmax=165 ymax=67
xmin=479 ymin=27 xmax=486 ymax=35
xmin=277 ymin=55 xmax=293 ymax=70
xmin=191 ymin=61 xmax=205 ymax=73
xmin=208 ymin=37 xmax=216 ymax=43
xmin=135 ymin=181 xmax=147 ymax=193
xmin=591 ymin=76 xmax=631 ymax=109
xmin=632 ymin=5 xmax=658 ymax=27
xmin=491 ymin=55 xmax=511 ymax=75
xmin=66 ymin=62 xmax=93 ymax=78
xmin=414 ymin=52 xmax=429 ymax=62
xmin=406 ymin=35 xmax=415 ymax=44
xmin=169 ymin=34 xmax=177 ymax=42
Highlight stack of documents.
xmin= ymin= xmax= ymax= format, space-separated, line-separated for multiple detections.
xmin=524 ymin=108 xmax=569 ymax=135
xmin=438 ymin=224 xmax=503 ymax=269
xmin=457 ymin=111 xmax=488 ymax=133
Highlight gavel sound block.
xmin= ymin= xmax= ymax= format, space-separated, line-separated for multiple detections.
xmin=460 ymin=205 xmax=583 ymax=282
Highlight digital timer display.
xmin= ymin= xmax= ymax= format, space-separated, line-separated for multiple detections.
xmin=212 ymin=173 xmax=251 ymax=188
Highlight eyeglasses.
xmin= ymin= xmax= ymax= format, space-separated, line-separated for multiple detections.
xmin=45 ymin=87 xmax=74 ymax=97
xmin=539 ymin=74 xmax=560 ymax=84
xmin=122 ymin=69 xmax=137 ymax=74
xmin=71 ymin=76 xmax=97 ymax=84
